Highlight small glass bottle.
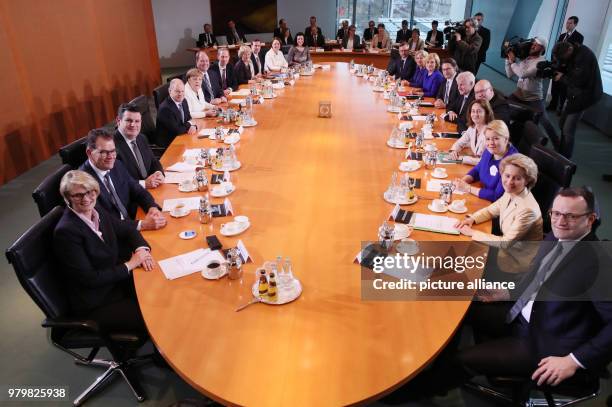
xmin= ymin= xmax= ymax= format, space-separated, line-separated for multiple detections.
xmin=276 ymin=255 xmax=284 ymax=276
xmin=268 ymin=272 xmax=278 ymax=302
xmin=284 ymin=257 xmax=294 ymax=281
xmin=257 ymin=268 xmax=268 ymax=298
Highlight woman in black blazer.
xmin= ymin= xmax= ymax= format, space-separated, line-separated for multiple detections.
xmin=53 ymin=170 xmax=154 ymax=333
xmin=234 ymin=45 xmax=256 ymax=86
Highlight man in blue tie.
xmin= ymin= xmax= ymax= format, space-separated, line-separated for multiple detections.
xmin=155 ymin=79 xmax=197 ymax=147
xmin=387 ymin=42 xmax=415 ymax=81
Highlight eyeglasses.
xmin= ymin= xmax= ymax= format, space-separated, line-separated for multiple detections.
xmin=474 ymin=87 xmax=492 ymax=95
xmin=548 ymin=210 xmax=592 ymax=222
xmin=70 ymin=190 xmax=96 ymax=200
xmin=95 ymin=149 xmax=116 ymax=157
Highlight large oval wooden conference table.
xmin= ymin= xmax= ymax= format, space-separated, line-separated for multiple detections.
xmin=136 ymin=63 xmax=491 ymax=406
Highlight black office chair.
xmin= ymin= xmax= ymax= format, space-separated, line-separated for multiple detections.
xmin=5 ymin=207 xmax=151 ymax=406
xmin=517 ymin=121 xmax=548 ymax=155
xmin=59 ymin=136 xmax=87 ymax=168
xmin=32 ymin=164 xmax=71 ymax=217
xmin=152 ymin=83 xmax=170 ymax=110
xmin=529 ymin=144 xmax=577 ymax=233
xmin=465 ymin=374 xmax=600 ymax=407
xmin=128 ymin=95 xmax=165 ymax=159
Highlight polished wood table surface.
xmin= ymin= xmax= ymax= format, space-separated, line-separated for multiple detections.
xmin=135 ymin=63 xmax=490 ymax=406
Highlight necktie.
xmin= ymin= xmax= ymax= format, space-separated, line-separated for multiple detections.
xmin=459 ymin=96 xmax=467 ymax=115
xmin=506 ymin=243 xmax=565 ymax=323
xmin=177 ymin=102 xmax=185 ymax=122
xmin=221 ymin=67 xmax=227 ymax=89
xmin=234 ymin=30 xmax=240 ymax=43
xmin=130 ymin=140 xmax=147 ymax=179
xmin=103 ymin=173 xmax=129 ymax=220
xmin=207 ymin=33 xmax=211 ymax=44
xmin=203 ymin=73 xmax=213 ymax=100
xmin=314 ymin=34 xmax=317 ymax=45
xmin=444 ymin=81 xmax=451 ymax=104
xmin=254 ymin=55 xmax=261 ymax=73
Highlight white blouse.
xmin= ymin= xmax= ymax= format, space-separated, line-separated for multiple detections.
xmin=184 ymin=82 xmax=214 ymax=114
xmin=451 ymin=126 xmax=486 ymax=165
xmin=265 ymin=49 xmax=288 ymax=72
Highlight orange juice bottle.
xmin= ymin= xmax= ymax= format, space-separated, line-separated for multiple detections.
xmin=268 ymin=272 xmax=278 ymax=302
xmin=257 ymin=269 xmax=268 ymax=298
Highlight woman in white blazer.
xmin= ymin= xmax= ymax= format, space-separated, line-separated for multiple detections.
xmin=184 ymin=68 xmax=216 ymax=118
xmin=448 ymin=99 xmax=494 ymax=165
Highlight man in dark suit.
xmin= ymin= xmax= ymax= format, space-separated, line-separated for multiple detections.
xmin=548 ymin=16 xmax=584 ymax=113
xmin=194 ymin=51 xmax=225 ymax=104
xmin=80 ymin=128 xmax=166 ymax=231
xmin=306 ymin=25 xmax=325 ymax=47
xmin=474 ymin=79 xmax=511 ymax=128
xmin=226 ymin=20 xmax=246 ymax=45
xmin=396 ymin=20 xmax=410 ymax=44
xmin=250 ymin=40 xmax=266 ymax=75
xmin=273 ymin=19 xmax=293 ymax=45
xmin=473 ymin=12 xmax=490 ymax=74
xmin=434 ymin=58 xmax=459 ymax=108
xmin=363 ymin=20 xmax=376 ymax=43
xmin=113 ymin=103 xmax=164 ymax=189
xmin=445 ymin=71 xmax=475 ymax=132
xmin=382 ymin=187 xmax=612 ymax=402
xmin=210 ymin=48 xmax=236 ymax=95
xmin=156 ymin=79 xmax=197 ymax=148
xmin=387 ymin=42 xmax=416 ymax=81
xmin=336 ymin=20 xmax=349 ymax=40
xmin=448 ymin=18 xmax=482 ymax=74
xmin=196 ymin=23 xmax=217 ymax=48
xmin=426 ymin=20 xmax=444 ymax=48
xmin=304 ymin=16 xmax=323 ymax=45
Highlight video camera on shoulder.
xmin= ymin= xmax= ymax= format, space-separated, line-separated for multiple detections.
xmin=501 ymin=36 xmax=533 ymax=60
xmin=443 ymin=20 xmax=465 ymax=42
xmin=536 ymin=60 xmax=563 ymax=78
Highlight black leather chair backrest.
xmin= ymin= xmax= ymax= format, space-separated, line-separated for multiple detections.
xmin=517 ymin=121 xmax=548 ymax=155
xmin=129 ymin=95 xmax=156 ymax=139
xmin=508 ymin=102 xmax=535 ymax=123
xmin=529 ymin=144 xmax=576 ymax=214
xmin=153 ymin=83 xmax=170 ymax=110
xmin=59 ymin=136 xmax=87 ymax=168
xmin=5 ymin=206 xmax=69 ymax=320
xmin=32 ymin=164 xmax=71 ymax=217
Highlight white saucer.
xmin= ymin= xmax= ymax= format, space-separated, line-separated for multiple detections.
xmin=387 ymin=106 xmax=408 ymax=113
xmin=212 ymin=161 xmax=242 ymax=172
xmin=427 ymin=203 xmax=448 ymax=213
xmin=251 ymin=278 xmax=302 ymax=305
xmin=210 ymin=183 xmax=235 ymax=197
xmin=202 ymin=267 xmax=228 ymax=280
xmin=241 ymin=120 xmax=257 ymax=127
xmin=431 ymin=172 xmax=448 ymax=179
xmin=220 ymin=221 xmax=250 ymax=237
xmin=178 ymin=184 xmax=197 ymax=192
xmin=383 ymin=191 xmax=418 ymax=205
xmin=223 ymin=134 xmax=240 ymax=145
xmin=386 ymin=140 xmax=410 ymax=149
xmin=396 ymin=238 xmax=419 ymax=255
xmin=448 ymin=206 xmax=468 ymax=214
xmin=399 ymin=161 xmax=421 ymax=172
xmin=170 ymin=209 xmax=190 ymax=218
xmin=263 ymin=94 xmax=277 ymax=99
xmin=178 ymin=230 xmax=197 ymax=240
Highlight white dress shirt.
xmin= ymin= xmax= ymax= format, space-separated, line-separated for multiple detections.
xmin=118 ymin=130 xmax=147 ymax=188
xmin=265 ymin=49 xmax=288 ymax=72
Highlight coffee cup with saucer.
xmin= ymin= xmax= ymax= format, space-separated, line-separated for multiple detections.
xmin=179 ymin=179 xmax=196 ymax=192
xmin=171 ymin=203 xmax=190 ymax=218
xmin=399 ymin=160 xmax=420 ymax=172
xmin=202 ymin=260 xmax=228 ymax=280
xmin=428 ymin=198 xmax=448 ymax=213
xmin=432 ymin=167 xmax=448 ymax=179
xmin=449 ymin=199 xmax=467 ymax=214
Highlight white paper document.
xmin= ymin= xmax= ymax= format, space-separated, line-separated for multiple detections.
xmin=198 ymin=127 xmax=243 ymax=138
xmin=164 ymin=172 xmax=196 ymax=184
xmin=411 ymin=115 xmax=428 ymax=121
xmin=159 ymin=248 xmax=225 ymax=280
xmin=166 ymin=162 xmax=198 ymax=173
xmin=426 ymin=179 xmax=465 ymax=194
xmin=229 ymin=89 xmax=250 ymax=96
xmin=409 ymin=213 xmax=460 ymax=235
xmin=161 ymin=196 xmax=201 ymax=212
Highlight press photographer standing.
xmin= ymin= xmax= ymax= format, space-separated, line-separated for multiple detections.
xmin=448 ymin=18 xmax=482 ymax=74
xmin=504 ymin=37 xmax=558 ymax=144
xmin=551 ymin=41 xmax=602 ymax=158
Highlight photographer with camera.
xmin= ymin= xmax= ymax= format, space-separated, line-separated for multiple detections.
xmin=448 ymin=18 xmax=482 ymax=74
xmin=504 ymin=37 xmax=558 ymax=143
xmin=550 ymin=41 xmax=602 ymax=158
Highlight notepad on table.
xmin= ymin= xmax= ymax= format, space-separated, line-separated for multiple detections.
xmin=164 ymin=172 xmax=196 ymax=184
xmin=161 ymin=196 xmax=201 ymax=212
xmin=408 ymin=213 xmax=460 ymax=235
xmin=159 ymin=249 xmax=225 ymax=280
xmin=166 ymin=162 xmax=198 ymax=173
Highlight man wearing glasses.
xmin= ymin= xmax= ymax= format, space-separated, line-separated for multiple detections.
xmin=474 ymin=79 xmax=511 ymax=128
xmin=81 ymin=128 xmax=166 ymax=231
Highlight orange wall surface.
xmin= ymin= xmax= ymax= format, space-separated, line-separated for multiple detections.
xmin=0 ymin=0 xmax=161 ymax=185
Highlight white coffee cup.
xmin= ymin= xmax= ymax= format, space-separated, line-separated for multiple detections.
xmin=451 ymin=199 xmax=466 ymax=211
xmin=179 ymin=179 xmax=194 ymax=190
xmin=432 ymin=199 xmax=446 ymax=211
xmin=171 ymin=204 xmax=189 ymax=217
xmin=433 ymin=167 xmax=447 ymax=177
xmin=234 ymin=215 xmax=249 ymax=226
xmin=203 ymin=260 xmax=227 ymax=279
xmin=424 ymin=143 xmax=437 ymax=152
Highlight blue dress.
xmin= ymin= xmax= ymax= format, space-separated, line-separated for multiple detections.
xmin=467 ymin=144 xmax=519 ymax=202
xmin=409 ymin=67 xmax=427 ymax=88
xmin=422 ymin=70 xmax=444 ymax=97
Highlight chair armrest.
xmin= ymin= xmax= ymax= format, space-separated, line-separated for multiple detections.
xmin=42 ymin=317 xmax=100 ymax=333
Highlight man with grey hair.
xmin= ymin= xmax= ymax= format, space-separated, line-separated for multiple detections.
xmin=505 ymin=36 xmax=558 ymax=144
xmin=474 ymin=79 xmax=511 ymax=127
xmin=449 ymin=18 xmax=482 ymax=74
xmin=445 ymin=71 xmax=475 ymax=132
xmin=155 ymin=79 xmax=197 ymax=147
